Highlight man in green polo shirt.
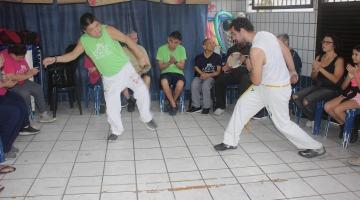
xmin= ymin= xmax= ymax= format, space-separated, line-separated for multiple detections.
xmin=43 ymin=13 xmax=157 ymax=141
xmin=156 ymin=31 xmax=187 ymax=116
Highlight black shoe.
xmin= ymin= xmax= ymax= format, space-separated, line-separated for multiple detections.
xmin=169 ymin=107 xmax=177 ymax=116
xmin=298 ymin=147 xmax=326 ymax=158
xmin=187 ymin=106 xmax=201 ymax=113
xmin=19 ymin=125 xmax=40 ymax=136
xmin=100 ymin=104 xmax=106 ymax=114
xmin=127 ymin=96 xmax=136 ymax=112
xmin=350 ymin=129 xmax=358 ymax=143
xmin=339 ymin=125 xmax=344 ymax=139
xmin=201 ymin=108 xmax=210 ymax=114
xmin=108 ymin=134 xmax=118 ymax=141
xmin=214 ymin=143 xmax=237 ymax=151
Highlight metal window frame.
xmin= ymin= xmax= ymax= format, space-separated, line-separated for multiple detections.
xmin=251 ymin=0 xmax=313 ymax=10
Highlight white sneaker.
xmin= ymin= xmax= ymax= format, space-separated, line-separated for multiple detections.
xmin=213 ymin=108 xmax=225 ymax=116
xmin=306 ymin=120 xmax=314 ymax=128
xmin=39 ymin=111 xmax=56 ymax=123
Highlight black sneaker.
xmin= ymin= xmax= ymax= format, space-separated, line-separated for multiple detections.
xmin=339 ymin=125 xmax=344 ymax=139
xmin=201 ymin=108 xmax=210 ymax=114
xmin=146 ymin=120 xmax=157 ymax=131
xmin=127 ymin=96 xmax=136 ymax=112
xmin=169 ymin=107 xmax=177 ymax=116
xmin=187 ymin=106 xmax=201 ymax=113
xmin=100 ymin=104 xmax=106 ymax=114
xmin=214 ymin=143 xmax=237 ymax=151
xmin=350 ymin=128 xmax=358 ymax=143
xmin=19 ymin=125 xmax=40 ymax=136
xmin=298 ymin=147 xmax=326 ymax=158
xmin=107 ymin=134 xmax=118 ymax=141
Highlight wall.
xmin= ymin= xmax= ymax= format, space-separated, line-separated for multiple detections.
xmin=210 ymin=0 xmax=319 ymax=76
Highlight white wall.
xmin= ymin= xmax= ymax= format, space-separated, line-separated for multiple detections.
xmin=210 ymin=0 xmax=319 ymax=76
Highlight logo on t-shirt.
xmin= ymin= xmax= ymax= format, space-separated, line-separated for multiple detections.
xmin=203 ymin=63 xmax=215 ymax=73
xmin=92 ymin=43 xmax=112 ymax=60
xmin=16 ymin=65 xmax=28 ymax=74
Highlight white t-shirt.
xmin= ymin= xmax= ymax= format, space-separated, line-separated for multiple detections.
xmin=251 ymin=31 xmax=290 ymax=85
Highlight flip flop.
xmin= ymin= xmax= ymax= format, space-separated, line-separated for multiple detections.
xmin=0 ymin=185 xmax=4 ymax=193
xmin=0 ymin=165 xmax=16 ymax=174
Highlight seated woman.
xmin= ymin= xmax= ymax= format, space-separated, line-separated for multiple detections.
xmin=0 ymin=59 xmax=39 ymax=159
xmin=324 ymin=45 xmax=360 ymax=142
xmin=293 ymin=34 xmax=345 ymax=126
xmin=1 ymin=44 xmax=55 ymax=123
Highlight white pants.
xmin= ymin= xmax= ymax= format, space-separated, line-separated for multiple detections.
xmin=223 ymin=85 xmax=323 ymax=150
xmin=102 ymin=62 xmax=152 ymax=135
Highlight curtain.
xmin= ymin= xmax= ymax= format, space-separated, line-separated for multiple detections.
xmin=0 ymin=1 xmax=208 ymax=99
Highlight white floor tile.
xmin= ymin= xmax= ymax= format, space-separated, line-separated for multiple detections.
xmin=135 ymin=160 xmax=167 ymax=174
xmin=242 ymin=181 xmax=285 ymax=200
xmin=275 ymin=178 xmax=317 ymax=198
xmin=165 ymin=158 xmax=198 ymax=172
xmin=0 ymin=179 xmax=34 ymax=198
xmin=71 ymin=162 xmax=104 ymax=177
xmin=194 ymin=156 xmax=227 ymax=170
xmin=304 ymin=175 xmax=349 ymax=194
xmin=135 ymin=148 xmax=163 ymax=160
xmin=28 ymin=178 xmax=68 ymax=196
xmin=38 ymin=163 xmax=73 ymax=178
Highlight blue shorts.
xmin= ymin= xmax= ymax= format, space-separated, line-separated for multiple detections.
xmin=160 ymin=73 xmax=186 ymax=88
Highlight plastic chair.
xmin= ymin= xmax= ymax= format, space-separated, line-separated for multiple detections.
xmin=0 ymin=138 xmax=5 ymax=163
xmin=313 ymin=100 xmax=325 ymax=135
xmin=226 ymin=84 xmax=241 ymax=104
xmin=47 ymin=45 xmax=82 ymax=117
xmin=159 ymin=90 xmax=185 ymax=113
xmin=85 ymin=83 xmax=102 ymax=115
xmin=324 ymin=108 xmax=360 ymax=148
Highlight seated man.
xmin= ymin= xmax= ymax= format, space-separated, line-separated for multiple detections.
xmin=156 ymin=31 xmax=187 ymax=116
xmin=187 ymin=39 xmax=221 ymax=114
xmin=277 ymin=33 xmax=302 ymax=89
xmin=1 ymin=44 xmax=55 ymax=123
xmin=213 ymin=43 xmax=252 ymax=116
xmin=0 ymin=61 xmax=39 ymax=159
xmin=121 ymin=31 xmax=152 ymax=112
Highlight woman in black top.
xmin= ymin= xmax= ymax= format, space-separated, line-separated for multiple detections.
xmin=293 ymin=34 xmax=345 ymax=123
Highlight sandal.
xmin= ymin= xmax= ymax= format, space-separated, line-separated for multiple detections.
xmin=0 ymin=185 xmax=4 ymax=193
xmin=0 ymin=165 xmax=16 ymax=174
xmin=298 ymin=147 xmax=326 ymax=158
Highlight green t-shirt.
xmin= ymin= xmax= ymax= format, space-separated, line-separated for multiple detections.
xmin=80 ymin=25 xmax=129 ymax=77
xmin=156 ymin=44 xmax=187 ymax=75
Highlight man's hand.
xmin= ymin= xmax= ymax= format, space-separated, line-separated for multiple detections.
xmin=222 ymin=64 xmax=231 ymax=73
xmin=169 ymin=56 xmax=176 ymax=65
xmin=29 ymin=68 xmax=40 ymax=76
xmin=139 ymin=57 xmax=149 ymax=68
xmin=43 ymin=57 xmax=57 ymax=68
xmin=200 ymin=73 xmax=209 ymax=80
xmin=290 ymin=71 xmax=299 ymax=84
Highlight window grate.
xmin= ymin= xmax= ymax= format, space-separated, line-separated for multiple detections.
xmin=251 ymin=0 xmax=313 ymax=9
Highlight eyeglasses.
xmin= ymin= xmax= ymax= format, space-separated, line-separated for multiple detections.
xmin=322 ymin=40 xmax=333 ymax=45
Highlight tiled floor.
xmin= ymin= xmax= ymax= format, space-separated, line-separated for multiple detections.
xmin=1 ymin=102 xmax=360 ymax=200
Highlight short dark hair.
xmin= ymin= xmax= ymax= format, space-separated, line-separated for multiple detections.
xmin=202 ymin=38 xmax=210 ymax=45
xmin=278 ymin=33 xmax=289 ymax=42
xmin=8 ymin=44 xmax=26 ymax=56
xmin=80 ymin=12 xmax=96 ymax=31
xmin=169 ymin=31 xmax=182 ymax=41
xmin=229 ymin=17 xmax=254 ymax=32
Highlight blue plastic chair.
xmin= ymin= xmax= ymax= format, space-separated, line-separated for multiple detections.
xmin=159 ymin=90 xmax=185 ymax=113
xmin=324 ymin=108 xmax=360 ymax=148
xmin=313 ymin=100 xmax=325 ymax=135
xmin=226 ymin=84 xmax=241 ymax=104
xmin=0 ymin=138 xmax=5 ymax=163
xmin=85 ymin=83 xmax=102 ymax=115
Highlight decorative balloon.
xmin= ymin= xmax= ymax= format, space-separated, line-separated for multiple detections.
xmin=214 ymin=10 xmax=234 ymax=53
